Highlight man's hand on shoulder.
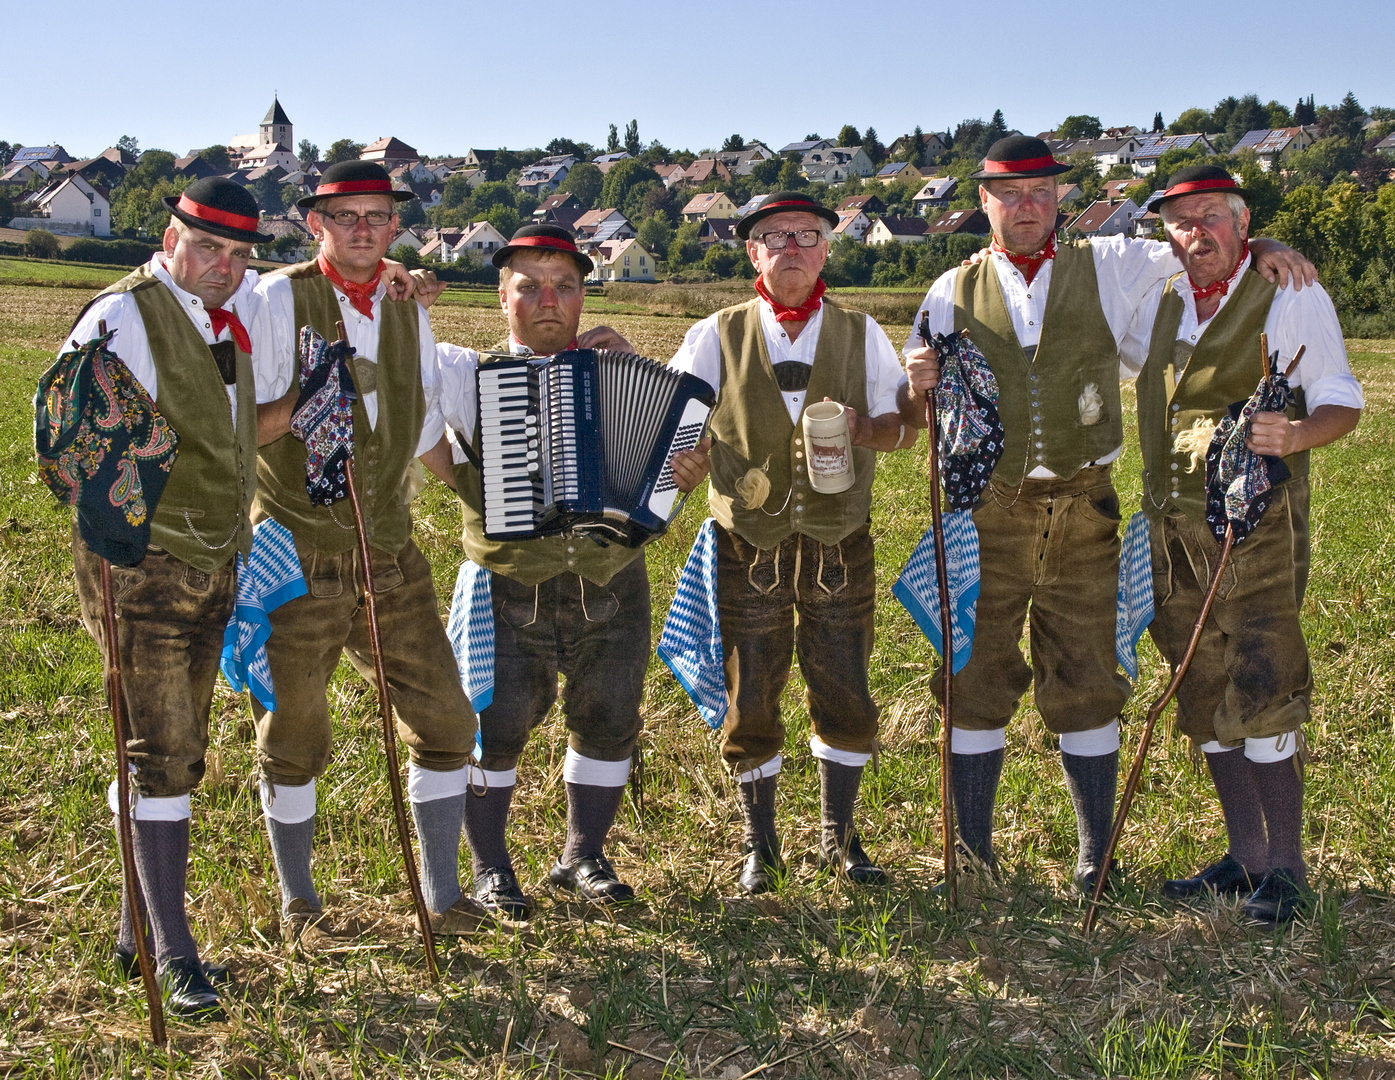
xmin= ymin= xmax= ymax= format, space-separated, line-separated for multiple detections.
xmin=668 ymin=436 xmax=711 ymax=494
xmin=379 ymin=260 xmax=446 ymax=307
xmin=1250 ymin=238 xmax=1317 ymax=290
xmin=577 ymin=326 xmax=634 ymax=353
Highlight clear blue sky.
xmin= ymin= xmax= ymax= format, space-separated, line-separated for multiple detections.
xmin=9 ymin=0 xmax=1393 ymax=160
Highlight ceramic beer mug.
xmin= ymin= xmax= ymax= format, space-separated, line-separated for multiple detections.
xmin=801 ymin=400 xmax=855 ymax=494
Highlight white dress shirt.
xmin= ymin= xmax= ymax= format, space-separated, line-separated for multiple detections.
xmin=1120 ymin=253 xmax=1364 ymax=410
xmin=252 ymin=272 xmax=445 ymax=457
xmin=66 ymin=254 xmax=268 ymax=420
xmin=668 ymin=298 xmax=908 ymax=421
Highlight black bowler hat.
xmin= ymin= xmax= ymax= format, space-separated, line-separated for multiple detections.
xmin=735 ymin=190 xmax=839 ymax=240
xmin=969 ymin=135 xmax=1070 ymax=180
xmin=162 ymin=176 xmax=273 ymax=243
xmin=296 ymin=160 xmax=414 ymax=209
xmin=1147 ymin=164 xmax=1251 ymax=214
xmin=492 ymin=223 xmax=594 ymax=275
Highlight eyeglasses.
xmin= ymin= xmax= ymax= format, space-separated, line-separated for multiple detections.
xmin=318 ymin=209 xmax=394 ymax=228
xmin=755 ymin=229 xmax=822 ymax=249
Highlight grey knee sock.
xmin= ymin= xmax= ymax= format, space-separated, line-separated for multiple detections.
xmin=265 ymin=816 xmax=321 ymax=918
xmin=411 ymin=794 xmax=465 ymax=914
xmin=129 ymin=818 xmax=199 ymax=965
xmin=818 ymin=760 xmax=864 ymax=858
xmin=1205 ymin=749 xmax=1268 ymax=874
xmin=1061 ymin=750 xmax=1118 ymax=876
xmin=739 ymin=774 xmax=779 ymax=856
xmin=951 ymin=749 xmax=1004 ymax=866
xmin=464 ymin=782 xmax=515 ymax=878
xmin=115 ymin=825 xmax=152 ymax=957
xmin=562 ymin=783 xmax=625 ymax=865
xmin=1253 ymin=756 xmax=1306 ymax=882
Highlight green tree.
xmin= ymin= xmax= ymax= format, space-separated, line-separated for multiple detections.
xmin=624 ymin=120 xmax=641 ymax=157
xmin=1168 ymin=107 xmax=1218 ymax=135
xmin=486 ymin=204 xmax=521 ymax=238
xmin=1316 ymin=179 xmax=1370 ymax=272
xmin=1235 ymin=158 xmax=1283 ymax=232
xmin=325 ymin=139 xmax=365 ymax=164
xmin=196 ymin=145 xmax=232 ymax=172
xmin=703 ymin=242 xmax=741 ymax=277
xmin=1058 ymin=115 xmax=1103 ymax=139
xmin=297 ymin=140 xmax=319 ymax=165
xmin=1323 ymin=91 xmax=1365 ymax=141
xmin=987 ymin=110 xmax=1008 ymax=143
xmin=24 ymin=229 xmax=60 ymax=258
xmin=750 ymin=157 xmax=781 ymax=187
xmin=862 ymin=127 xmax=884 ymax=164
xmin=397 ymin=197 xmax=427 ymax=228
xmin=1221 ymin=93 xmax=1268 ymax=150
xmin=598 ymin=159 xmax=661 ymax=214
xmin=472 ymin=181 xmax=517 ymax=213
xmin=1294 ymin=96 xmax=1317 ymax=125
xmin=388 ymin=244 xmax=422 ymax=269
xmin=606 ymin=125 xmax=621 ymax=154
xmin=124 ymin=150 xmax=176 ymax=187
xmin=441 ymin=172 xmax=476 ymax=210
xmin=1266 ymin=184 xmax=1324 ymax=261
xmin=0 ymin=192 xmax=12 ymax=227
xmin=0 ymin=141 xmax=13 ymax=168
xmin=559 ymin=161 xmax=603 ymax=208
xmin=667 ymin=221 xmax=702 ymax=269
xmin=636 ymin=211 xmax=673 ymax=256
xmin=1264 ymin=100 xmax=1293 ymax=128
xmin=117 ymin=135 xmax=140 ymax=157
xmin=250 ymin=172 xmax=285 ymax=214
xmin=777 ymin=158 xmax=806 ymax=189
xmin=722 ymin=133 xmax=744 ymax=153
xmin=836 ymin=125 xmax=861 ymax=148
xmin=1285 ymin=137 xmax=1361 ymax=187
xmin=1152 ymin=112 xmax=1165 ymax=133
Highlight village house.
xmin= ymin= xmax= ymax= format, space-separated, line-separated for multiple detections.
xmin=681 ymin=191 xmax=738 ymax=222
xmin=801 ymin=146 xmax=875 ymax=179
xmin=588 ymin=238 xmax=656 ymax=282
xmin=887 ymin=131 xmax=949 ymax=161
xmin=876 ymin=161 xmax=924 ymax=186
xmin=240 ymin=143 xmax=300 ymax=173
xmin=229 ymin=98 xmax=293 ymax=161
xmin=865 ymin=215 xmax=928 ymax=245
xmin=837 ymin=193 xmax=886 ymax=217
xmin=1131 ymin=133 xmax=1215 ymax=175
xmin=254 ymin=216 xmax=314 ymax=263
xmin=1065 ymin=198 xmax=1141 ymax=239
xmin=517 ymin=162 xmax=569 ymax=197
xmin=15 ymin=174 xmax=111 ymax=236
xmin=923 ymin=207 xmax=992 ymax=235
xmin=680 ymin=157 xmax=732 ymax=186
xmin=911 ymin=177 xmax=957 ymax=215
xmin=1231 ymin=127 xmax=1319 ymax=172
xmin=454 ymin=220 xmax=509 ymax=259
xmin=1048 ymin=135 xmax=1141 ymax=176
xmin=833 ymin=210 xmax=872 ymax=242
xmin=533 ymin=192 xmax=585 ymax=230
xmin=698 ymin=219 xmax=740 ymax=247
xmin=1056 ymin=182 xmax=1085 ymax=207
xmin=779 ymin=138 xmax=833 ymax=155
xmin=653 ymin=163 xmax=687 ymax=189
xmin=387 ymin=227 xmax=427 ymax=254
xmin=573 ymin=208 xmax=635 ymax=249
xmin=360 ymin=137 xmax=420 ymax=171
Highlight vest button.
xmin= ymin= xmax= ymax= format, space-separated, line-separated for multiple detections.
xmin=795 ymin=451 xmax=803 ymax=459
xmin=1034 ymin=441 xmax=1043 ymax=448
xmin=1034 ymin=427 xmax=1042 ymax=435
xmin=1172 ymin=403 xmax=1180 ymax=411
xmin=795 ymin=504 xmax=803 ymax=512
xmin=1171 ymin=463 xmax=1178 ymax=470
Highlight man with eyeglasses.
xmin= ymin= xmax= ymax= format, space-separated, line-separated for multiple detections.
xmin=901 ymin=137 xmax=1314 ymax=894
xmin=250 ymin=160 xmax=485 ymax=942
xmin=668 ymin=191 xmax=925 ymax=894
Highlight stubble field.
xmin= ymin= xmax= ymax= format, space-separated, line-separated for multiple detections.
xmin=1 ymin=279 xmax=1393 ymax=1079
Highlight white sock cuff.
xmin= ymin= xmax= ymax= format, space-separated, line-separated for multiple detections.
xmin=107 ymin=780 xmax=190 ymax=822
xmin=1244 ymin=732 xmax=1298 ymax=763
xmin=562 ymin=747 xmax=631 ymax=787
xmin=950 ymin=727 xmax=1007 ymax=755
xmin=735 ymin=754 xmax=782 ymax=784
xmin=407 ymin=762 xmax=471 ymax=803
xmin=259 ymin=778 xmax=316 ymax=824
xmin=1060 ymin=719 xmax=1120 ymax=757
xmin=1199 ymin=740 xmax=1237 ymax=754
xmin=809 ymin=735 xmax=872 ymax=767
xmin=469 ymin=765 xmax=517 ymax=789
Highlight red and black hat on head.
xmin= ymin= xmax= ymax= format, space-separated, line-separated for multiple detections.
xmin=296 ymin=160 xmax=414 ymax=209
xmin=970 ymin=135 xmax=1070 ymax=180
xmin=735 ymin=190 xmax=839 ymax=241
xmin=1147 ymin=164 xmax=1251 ymax=214
xmin=492 ymin=223 xmax=594 ymax=275
xmin=162 ymin=176 xmax=273 ymax=243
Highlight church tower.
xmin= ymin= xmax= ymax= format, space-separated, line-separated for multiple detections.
xmin=260 ymin=97 xmax=292 ymax=149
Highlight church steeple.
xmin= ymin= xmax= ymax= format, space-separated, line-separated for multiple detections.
xmin=260 ymin=96 xmax=293 ymax=149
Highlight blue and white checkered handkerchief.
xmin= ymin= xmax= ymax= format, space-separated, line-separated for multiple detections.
xmin=892 ymin=510 xmax=980 ymax=674
xmin=658 ymin=518 xmax=727 ymax=729
xmin=1116 ymin=511 xmax=1155 ymax=679
xmin=220 ymin=519 xmax=306 ymax=710
xmin=447 ymin=559 xmax=495 ymax=713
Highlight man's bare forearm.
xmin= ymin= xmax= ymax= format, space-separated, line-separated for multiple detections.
xmin=257 ymin=389 xmax=296 ymax=446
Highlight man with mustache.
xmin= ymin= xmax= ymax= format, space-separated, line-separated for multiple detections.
xmin=902 ymin=138 xmax=1314 ymax=893
xmin=1121 ymin=165 xmax=1361 ymax=922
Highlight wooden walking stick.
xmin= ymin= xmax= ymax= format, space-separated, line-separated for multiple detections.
xmin=100 ymin=558 xmax=167 ymax=1043
xmin=920 ymin=313 xmax=957 ymax=904
xmin=333 ymin=322 xmax=439 ymax=982
xmin=1084 ymin=333 xmax=1299 ymax=933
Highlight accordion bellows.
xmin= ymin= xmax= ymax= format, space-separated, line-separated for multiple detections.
xmin=477 ymin=348 xmax=714 ymax=547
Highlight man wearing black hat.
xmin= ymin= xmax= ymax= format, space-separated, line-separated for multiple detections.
xmin=902 ymin=137 xmax=1315 ymax=893
xmin=420 ymin=223 xmax=707 ymax=915
xmin=57 ymin=176 xmax=277 ymax=1017
xmin=1119 ymin=165 xmax=1361 ymax=922
xmin=249 ymin=160 xmax=486 ymax=939
xmin=667 ymin=192 xmax=924 ymax=894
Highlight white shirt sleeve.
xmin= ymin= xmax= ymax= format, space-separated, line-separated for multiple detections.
xmin=1089 ymin=236 xmax=1184 ymax=344
xmin=414 ymin=305 xmax=446 ymax=457
xmin=865 ymin=318 xmax=908 ymax=416
xmin=1266 ymin=282 xmax=1364 ymax=411
xmin=666 ymin=313 xmax=723 ymax=392
xmin=435 ymin=343 xmax=481 ymax=465
xmin=1119 ymin=279 xmax=1167 ymax=379
xmin=67 ymin=293 xmax=154 ymax=396
xmin=902 ymin=268 xmax=959 ymax=353
xmin=250 ymin=273 xmax=297 ymax=405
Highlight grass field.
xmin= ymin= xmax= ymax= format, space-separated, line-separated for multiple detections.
xmin=1 ymin=278 xmax=1393 ymax=1079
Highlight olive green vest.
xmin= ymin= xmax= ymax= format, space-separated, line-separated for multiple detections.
xmin=707 ymin=297 xmax=875 ymax=548
xmin=82 ymin=265 xmax=256 ymax=571
xmin=255 ymin=262 xmax=424 ymax=555
xmin=953 ymin=243 xmax=1122 ymax=483
xmin=453 ymin=339 xmax=642 ymax=586
xmin=1137 ymin=269 xmax=1307 ymax=521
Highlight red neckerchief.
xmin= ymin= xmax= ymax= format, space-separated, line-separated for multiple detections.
xmin=992 ymin=236 xmax=1056 ymax=285
xmin=1189 ymin=243 xmax=1249 ymax=303
xmin=754 ymin=275 xmax=826 ymax=323
xmin=318 ymin=253 xmax=383 ymax=320
xmin=511 ymin=335 xmax=579 ymax=356
xmin=206 ymin=307 xmax=251 ymax=353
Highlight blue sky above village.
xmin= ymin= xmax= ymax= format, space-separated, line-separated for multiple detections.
xmin=12 ymin=0 xmax=1395 ymax=159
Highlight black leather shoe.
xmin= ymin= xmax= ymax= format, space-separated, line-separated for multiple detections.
xmin=738 ymin=845 xmax=786 ymax=895
xmin=1162 ymin=853 xmax=1256 ymax=899
xmin=819 ymin=834 xmax=888 ymax=887
xmin=116 ymin=946 xmax=230 ymax=987
xmin=158 ymin=955 xmax=225 ymax=1020
xmin=474 ymin=867 xmax=534 ymax=920
xmin=549 ymin=855 xmax=635 ymax=904
xmin=1073 ymin=858 xmax=1121 ymax=896
xmin=1242 ymin=868 xmax=1310 ymax=924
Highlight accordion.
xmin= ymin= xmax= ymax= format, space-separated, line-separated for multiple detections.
xmin=475 ymin=349 xmax=714 ymax=547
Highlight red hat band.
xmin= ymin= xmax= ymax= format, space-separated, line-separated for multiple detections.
xmin=982 ymin=154 xmax=1059 ymax=174
xmin=1163 ymin=177 xmax=1241 ymax=198
xmin=314 ymin=179 xmax=396 ymax=196
xmin=176 ymin=193 xmax=260 ymax=233
xmin=508 ymin=235 xmax=580 ymax=254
